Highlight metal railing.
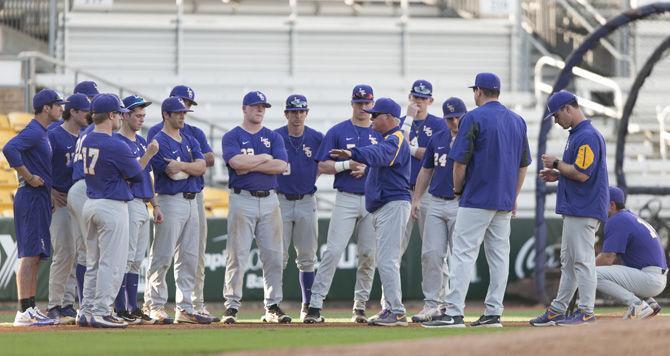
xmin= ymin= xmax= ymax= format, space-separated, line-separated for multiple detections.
xmin=17 ymin=50 xmax=228 ymax=184
xmin=658 ymin=105 xmax=670 ymax=161
xmin=534 ymin=55 xmax=624 ymax=119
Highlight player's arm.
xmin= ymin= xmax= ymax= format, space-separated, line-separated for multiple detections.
xmin=2 ymin=130 xmax=44 ymax=187
xmin=138 ymin=139 xmax=159 ymax=170
xmin=248 ymin=132 xmax=288 ymax=175
xmin=595 ymin=252 xmax=617 ymax=266
xmin=540 ymin=155 xmax=588 ymax=182
xmin=541 ymin=135 xmax=597 ymax=183
xmin=449 ymin=115 xmax=477 ymax=195
xmin=116 ymin=144 xmax=144 ymax=184
xmin=222 ymin=134 xmax=271 ymax=171
xmin=513 ymin=134 xmax=532 ymax=216
xmin=191 ymin=126 xmax=216 ymax=167
xmin=348 ymin=132 xmax=403 ymax=168
xmin=412 ymin=147 xmax=426 ymax=160
xmin=172 ymin=138 xmax=206 ymax=176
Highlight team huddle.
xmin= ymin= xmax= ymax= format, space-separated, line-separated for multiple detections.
xmin=3 ymin=72 xmax=667 ymax=328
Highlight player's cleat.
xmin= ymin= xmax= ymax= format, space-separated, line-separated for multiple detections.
xmin=198 ymin=305 xmax=221 ymax=323
xmin=411 ymin=306 xmax=441 ymax=323
xmin=644 ymin=297 xmax=662 ymax=317
xmin=130 ymin=308 xmax=158 ymax=325
xmin=46 ymin=306 xmax=62 ymax=325
xmin=90 ymin=314 xmax=128 ymax=328
xmin=300 ymin=303 xmax=309 ymax=322
xmin=222 ymin=308 xmax=238 ymax=324
xmin=368 ymin=311 xmax=408 ymax=327
xmin=116 ymin=310 xmax=142 ymax=325
xmin=623 ymin=300 xmax=654 ymax=320
xmin=556 ymin=309 xmax=596 ymax=326
xmin=76 ymin=311 xmax=90 ymax=327
xmin=421 ymin=314 xmax=465 ymax=328
xmin=351 ymin=309 xmax=367 ymax=323
xmin=60 ymin=305 xmax=77 ymax=325
xmin=529 ymin=308 xmax=565 ymax=327
xmin=470 ymin=315 xmax=503 ymax=327
xmin=302 ymin=307 xmax=324 ymax=324
xmin=13 ymin=307 xmax=57 ymax=327
xmin=149 ymin=307 xmax=174 ymax=325
xmin=367 ymin=309 xmax=389 ymax=324
xmin=262 ymin=304 xmax=291 ymax=323
xmin=175 ymin=308 xmax=212 ymax=324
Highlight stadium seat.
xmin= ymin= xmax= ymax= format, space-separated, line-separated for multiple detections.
xmin=0 ymin=114 xmax=10 ymax=130
xmin=0 ymin=188 xmax=14 ymax=217
xmin=7 ymin=112 xmax=33 ymax=132
xmin=0 ymin=169 xmax=18 ymax=189
xmin=0 ymin=129 xmax=16 ymax=148
xmin=203 ymin=186 xmax=229 ymax=209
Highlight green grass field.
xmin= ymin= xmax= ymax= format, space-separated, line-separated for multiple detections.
xmin=0 ymin=305 xmax=660 ymax=355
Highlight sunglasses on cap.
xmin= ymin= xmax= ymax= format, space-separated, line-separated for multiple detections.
xmin=354 ymin=91 xmax=374 ymax=100
xmin=371 ymin=112 xmax=387 ymax=119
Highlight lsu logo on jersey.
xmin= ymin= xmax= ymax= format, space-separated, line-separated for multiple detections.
xmin=302 ymin=145 xmax=312 ymax=158
xmin=575 ymin=144 xmax=594 ymax=170
xmin=260 ymin=136 xmax=271 ymax=148
xmin=369 ymin=134 xmax=378 ymax=145
xmin=423 ymin=126 xmax=433 ymax=137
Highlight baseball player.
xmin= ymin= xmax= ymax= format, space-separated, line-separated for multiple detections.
xmin=146 ymin=85 xmax=217 ymax=321
xmin=144 ymin=97 xmax=210 ymax=324
xmin=423 ymin=73 xmax=531 ymax=329
xmin=303 ymin=85 xmax=380 ymax=324
xmin=4 ymin=89 xmax=66 ymax=326
xmin=78 ymin=93 xmax=145 ymax=328
xmin=329 ymin=98 xmax=411 ymax=327
xmin=45 ymin=93 xmax=90 ymax=325
xmin=111 ymin=95 xmax=163 ymax=325
xmin=221 ymin=91 xmax=289 ymax=324
xmin=409 ymin=97 xmax=467 ymax=322
xmin=47 ymin=80 xmax=99 ymax=131
xmin=595 ymin=186 xmax=666 ymax=319
xmin=530 ymin=90 xmax=608 ymax=326
xmin=274 ymin=94 xmax=323 ymax=321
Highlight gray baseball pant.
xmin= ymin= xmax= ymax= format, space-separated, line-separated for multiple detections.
xmin=550 ymin=216 xmax=599 ymax=314
xmin=144 ymin=194 xmax=199 ymax=313
xmin=65 ymin=179 xmax=88 ymax=305
xmin=81 ymin=199 xmax=129 ymax=317
xmin=192 ymin=191 xmax=208 ymax=309
xmin=224 ymin=190 xmax=283 ymax=309
xmin=373 ymin=200 xmax=410 ymax=315
xmin=443 ymin=207 xmax=512 ymax=316
xmin=47 ymin=205 xmax=77 ymax=309
xmin=420 ymin=195 xmax=458 ymax=309
xmin=309 ymin=191 xmax=376 ymax=310
xmin=127 ymin=199 xmax=150 ymax=274
xmin=597 ymin=265 xmax=667 ymax=306
xmin=279 ymin=194 xmax=318 ymax=272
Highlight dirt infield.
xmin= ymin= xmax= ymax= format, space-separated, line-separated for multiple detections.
xmin=231 ymin=318 xmax=670 ymax=356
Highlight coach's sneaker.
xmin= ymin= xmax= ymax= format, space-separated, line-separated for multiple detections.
xmin=175 ymin=308 xmax=212 ymax=324
xmin=198 ymin=305 xmax=221 ymax=323
xmin=303 ymin=307 xmax=325 ymax=324
xmin=556 ymin=309 xmax=596 ymax=326
xmin=116 ymin=310 xmax=142 ymax=325
xmin=529 ymin=308 xmax=565 ymax=327
xmin=13 ymin=307 xmax=57 ymax=327
xmin=351 ymin=309 xmax=367 ymax=323
xmin=644 ymin=297 xmax=662 ymax=317
xmin=90 ymin=314 xmax=128 ymax=329
xmin=47 ymin=306 xmax=62 ymax=325
xmin=369 ymin=311 xmax=408 ymax=327
xmin=149 ymin=307 xmax=174 ymax=325
xmin=367 ymin=309 xmax=389 ymax=324
xmin=130 ymin=308 xmax=158 ymax=325
xmin=262 ymin=304 xmax=292 ymax=323
xmin=624 ymin=300 xmax=654 ymax=320
xmin=421 ymin=314 xmax=465 ymax=328
xmin=411 ymin=306 xmax=441 ymax=323
xmin=222 ymin=308 xmax=238 ymax=324
xmin=470 ymin=315 xmax=503 ymax=327
xmin=60 ymin=305 xmax=77 ymax=325
xmin=299 ymin=303 xmax=309 ymax=322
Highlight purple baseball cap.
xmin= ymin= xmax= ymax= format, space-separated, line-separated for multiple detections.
xmin=285 ymin=94 xmax=309 ymax=111
xmin=364 ymin=97 xmax=401 ymax=119
xmin=351 ymin=84 xmax=374 ymax=103
xmin=544 ymin=90 xmax=578 ymax=120
xmin=123 ymin=95 xmax=152 ymax=111
xmin=161 ymin=96 xmax=193 ymax=113
xmin=33 ymin=88 xmax=68 ymax=110
xmin=74 ymin=81 xmax=100 ymax=98
xmin=243 ymin=91 xmax=271 ymax=108
xmin=609 ymin=186 xmax=625 ymax=205
xmin=442 ymin=97 xmax=467 ymax=118
xmin=469 ymin=72 xmax=501 ymax=91
xmin=170 ymin=85 xmax=197 ymax=106
xmin=91 ymin=93 xmax=129 ymax=114
xmin=65 ymin=93 xmax=91 ymax=112
xmin=410 ymin=79 xmax=433 ymax=98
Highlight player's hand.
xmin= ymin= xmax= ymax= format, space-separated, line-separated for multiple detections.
xmin=349 ymin=161 xmax=366 ymax=178
xmin=27 ymin=174 xmax=44 ymax=188
xmin=146 ymin=139 xmax=159 ymax=157
xmin=411 ymin=200 xmax=421 ymax=219
xmin=51 ymin=190 xmax=67 ymax=207
xmin=235 ymin=169 xmax=249 ymax=175
xmin=406 ymin=102 xmax=420 ymax=118
xmin=512 ymin=201 xmax=518 ymax=218
xmin=539 ymin=168 xmax=559 ymax=182
xmin=330 ymin=149 xmax=352 ymax=159
xmin=153 ymin=205 xmax=164 ymax=224
xmin=541 ymin=153 xmax=557 ymax=169
xmin=165 ymin=159 xmax=183 ymax=176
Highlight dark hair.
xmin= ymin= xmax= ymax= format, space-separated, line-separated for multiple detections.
xmin=34 ymin=103 xmax=57 ymax=116
xmin=615 ymin=202 xmax=625 ymax=210
xmin=63 ymin=108 xmax=72 ymax=121
xmin=480 ymin=88 xmax=500 ymax=98
xmin=566 ymin=100 xmax=580 ymax=109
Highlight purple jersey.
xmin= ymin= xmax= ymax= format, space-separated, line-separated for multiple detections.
xmin=602 ymin=210 xmax=667 ymax=270
xmin=400 ymin=113 xmax=447 ymax=186
xmin=72 ymin=124 xmax=95 ymax=182
xmin=422 ymin=129 xmax=455 ymax=199
xmin=275 ymin=125 xmax=323 ymax=195
xmin=151 ymin=131 xmax=205 ymax=195
xmin=81 ymin=131 xmax=143 ymax=201
xmin=222 ymin=126 xmax=288 ymax=191
xmin=115 ymin=133 xmax=154 ymax=200
xmin=48 ymin=125 xmax=78 ymax=193
xmin=314 ymin=119 xmax=382 ymax=194
xmin=2 ymin=119 xmax=53 ymax=190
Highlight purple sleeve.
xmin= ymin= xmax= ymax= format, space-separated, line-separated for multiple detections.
xmin=572 ymin=134 xmax=600 ymax=176
xmin=222 ymin=131 xmax=241 ymax=163
xmin=422 ymin=137 xmax=436 ymax=169
xmin=189 ymin=126 xmax=213 ymax=154
xmin=602 ymin=217 xmax=629 ymax=254
xmin=351 ymin=133 xmax=402 ymax=168
xmin=189 ymin=137 xmax=205 ymax=160
xmin=113 ymin=140 xmax=143 ymax=183
xmin=150 ymin=136 xmax=169 ymax=174
xmin=448 ymin=113 xmax=477 ymax=164
xmin=2 ymin=129 xmax=35 ymax=167
xmin=314 ymin=128 xmax=337 ymax=162
xmin=271 ymin=132 xmax=288 ymax=162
